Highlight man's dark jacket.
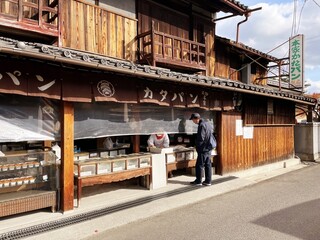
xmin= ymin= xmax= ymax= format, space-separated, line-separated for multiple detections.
xmin=196 ymin=119 xmax=213 ymax=153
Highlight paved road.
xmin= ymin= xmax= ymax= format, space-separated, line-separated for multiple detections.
xmin=84 ymin=163 xmax=320 ymax=240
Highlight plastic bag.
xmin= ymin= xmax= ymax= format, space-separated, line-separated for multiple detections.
xmin=103 ymin=137 xmax=114 ymax=149
xmin=208 ymin=134 xmax=217 ymax=149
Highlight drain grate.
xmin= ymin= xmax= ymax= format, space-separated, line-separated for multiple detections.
xmin=0 ymin=176 xmax=237 ymax=240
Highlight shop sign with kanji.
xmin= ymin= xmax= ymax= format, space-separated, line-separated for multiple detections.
xmin=289 ymin=34 xmax=304 ymax=90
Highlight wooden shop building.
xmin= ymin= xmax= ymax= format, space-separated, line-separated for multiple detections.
xmin=0 ymin=0 xmax=316 ymax=216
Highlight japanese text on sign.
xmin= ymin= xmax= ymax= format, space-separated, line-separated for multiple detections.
xmin=143 ymin=86 xmax=209 ymax=107
xmin=289 ymin=34 xmax=304 ymax=90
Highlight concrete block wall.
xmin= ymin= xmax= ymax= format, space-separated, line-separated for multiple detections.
xmin=294 ymin=123 xmax=320 ymax=161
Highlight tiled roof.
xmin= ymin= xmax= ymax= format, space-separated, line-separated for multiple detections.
xmin=225 ymin=0 xmax=249 ymax=11
xmin=216 ymin=35 xmax=278 ymax=62
xmin=0 ymin=37 xmax=315 ymax=105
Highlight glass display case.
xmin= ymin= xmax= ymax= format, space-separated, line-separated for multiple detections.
xmin=0 ymin=150 xmax=58 ymax=217
xmin=74 ymin=152 xmax=152 ymax=207
xmin=74 ymin=153 xmax=152 ymax=177
xmin=165 ymin=147 xmax=197 ymax=163
xmin=87 ymin=144 xmax=131 ymax=158
xmin=97 ymin=162 xmax=111 ymax=174
xmin=165 ymin=147 xmax=198 ymax=173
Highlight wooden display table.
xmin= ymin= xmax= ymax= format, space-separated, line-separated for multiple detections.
xmin=166 ymin=159 xmax=197 ymax=172
xmin=0 ymin=190 xmax=56 ymax=217
xmin=74 ymin=153 xmax=152 ymax=207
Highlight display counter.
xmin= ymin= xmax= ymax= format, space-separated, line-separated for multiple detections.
xmin=165 ymin=146 xmax=198 ymax=173
xmin=74 ymin=146 xmax=217 ymax=207
xmin=165 ymin=146 xmax=217 ymax=174
xmin=74 ymin=144 xmax=131 ymax=160
xmin=74 ymin=152 xmax=152 ymax=207
xmin=0 ymin=150 xmax=58 ymax=217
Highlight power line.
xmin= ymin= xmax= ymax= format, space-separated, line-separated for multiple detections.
xmin=296 ymin=0 xmax=308 ymax=33
xmin=229 ymin=39 xmax=291 ymax=79
xmin=291 ymin=0 xmax=298 ymax=36
xmin=305 ymin=35 xmax=320 ymax=42
xmin=312 ymin=0 xmax=320 ymax=8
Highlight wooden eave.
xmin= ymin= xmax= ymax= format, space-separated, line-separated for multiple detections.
xmin=0 ymin=36 xmax=315 ymax=106
xmin=189 ymin=0 xmax=248 ymax=15
xmin=219 ymin=0 xmax=248 ymax=14
xmin=152 ymin=0 xmax=248 ymax=16
xmin=216 ymin=36 xmax=278 ymax=62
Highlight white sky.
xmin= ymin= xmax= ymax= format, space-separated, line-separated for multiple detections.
xmin=216 ymin=0 xmax=320 ymax=94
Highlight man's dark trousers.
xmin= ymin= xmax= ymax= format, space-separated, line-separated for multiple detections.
xmin=195 ymin=151 xmax=212 ymax=183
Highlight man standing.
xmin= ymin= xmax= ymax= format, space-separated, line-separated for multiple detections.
xmin=189 ymin=113 xmax=213 ymax=186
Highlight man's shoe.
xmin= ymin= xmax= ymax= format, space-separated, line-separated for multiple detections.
xmin=202 ymin=182 xmax=212 ymax=186
xmin=190 ymin=180 xmax=202 ymax=186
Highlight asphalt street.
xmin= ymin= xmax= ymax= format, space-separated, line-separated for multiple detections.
xmin=85 ymin=162 xmax=320 ymax=240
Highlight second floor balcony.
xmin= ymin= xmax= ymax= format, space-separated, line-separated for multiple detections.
xmin=137 ymin=23 xmax=206 ymax=73
xmin=0 ymin=0 xmax=59 ymax=40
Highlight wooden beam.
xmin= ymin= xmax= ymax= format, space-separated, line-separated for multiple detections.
xmin=61 ymin=101 xmax=74 ymax=211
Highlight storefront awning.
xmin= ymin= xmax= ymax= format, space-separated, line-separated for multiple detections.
xmin=0 ymin=57 xmax=236 ymax=110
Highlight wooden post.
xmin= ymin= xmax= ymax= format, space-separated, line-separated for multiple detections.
xmin=307 ymin=105 xmax=313 ymax=122
xmin=151 ymin=21 xmax=156 ymax=66
xmin=43 ymin=141 xmax=52 ymax=163
xmin=18 ymin=0 xmax=23 ymax=21
xmin=38 ymin=0 xmax=42 ymax=28
xmin=215 ymin=112 xmax=222 ymax=175
xmin=131 ymin=104 xmax=141 ymax=153
xmin=189 ymin=43 xmax=192 ymax=63
xmin=43 ymin=140 xmax=52 ymax=150
xmin=61 ymin=101 xmax=74 ymax=211
xmin=278 ymin=61 xmax=282 ymax=91
xmin=132 ymin=135 xmax=140 ymax=153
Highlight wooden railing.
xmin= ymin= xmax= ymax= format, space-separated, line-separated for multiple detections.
xmin=0 ymin=0 xmax=59 ymax=37
xmin=137 ymin=23 xmax=206 ymax=71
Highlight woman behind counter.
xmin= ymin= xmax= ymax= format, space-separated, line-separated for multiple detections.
xmin=147 ymin=132 xmax=173 ymax=178
xmin=147 ymin=132 xmax=170 ymax=148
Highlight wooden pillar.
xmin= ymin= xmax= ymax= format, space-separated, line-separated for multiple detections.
xmin=132 ymin=135 xmax=140 ymax=153
xmin=215 ymin=112 xmax=222 ymax=175
xmin=43 ymin=140 xmax=52 ymax=150
xmin=307 ymin=105 xmax=313 ymax=122
xmin=205 ymin=22 xmax=214 ymax=77
xmin=61 ymin=101 xmax=74 ymax=211
xmin=131 ymin=104 xmax=141 ymax=153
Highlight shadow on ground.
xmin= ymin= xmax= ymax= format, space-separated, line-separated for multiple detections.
xmin=253 ymin=198 xmax=320 ymax=240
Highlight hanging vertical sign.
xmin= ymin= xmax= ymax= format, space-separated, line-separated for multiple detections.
xmin=289 ymin=34 xmax=304 ymax=91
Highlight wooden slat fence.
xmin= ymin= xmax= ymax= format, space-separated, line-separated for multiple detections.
xmin=60 ymin=0 xmax=137 ymax=61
